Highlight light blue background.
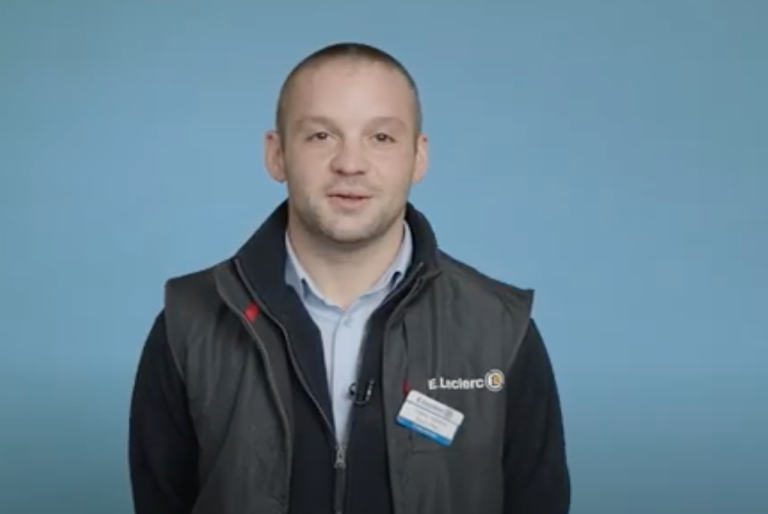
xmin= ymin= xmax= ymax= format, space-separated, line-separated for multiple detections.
xmin=1 ymin=1 xmax=765 ymax=513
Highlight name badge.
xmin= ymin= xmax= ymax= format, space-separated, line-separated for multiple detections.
xmin=396 ymin=390 xmax=464 ymax=446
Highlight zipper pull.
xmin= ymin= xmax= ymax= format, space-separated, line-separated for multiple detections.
xmin=333 ymin=444 xmax=347 ymax=513
xmin=334 ymin=444 xmax=347 ymax=469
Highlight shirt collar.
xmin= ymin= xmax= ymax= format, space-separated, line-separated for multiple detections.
xmin=285 ymin=222 xmax=413 ymax=306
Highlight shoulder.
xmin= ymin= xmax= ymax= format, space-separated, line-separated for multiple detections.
xmin=165 ymin=264 xmax=219 ymax=301
xmin=434 ymin=250 xmax=535 ymax=361
xmin=436 ymin=250 xmax=535 ymax=316
xmin=429 ymin=251 xmax=539 ymax=384
xmin=162 ymin=260 xmax=230 ymax=356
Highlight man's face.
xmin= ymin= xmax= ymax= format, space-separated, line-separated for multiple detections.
xmin=265 ymin=59 xmax=428 ymax=247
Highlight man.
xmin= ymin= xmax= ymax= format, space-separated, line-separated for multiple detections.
xmin=129 ymin=42 xmax=571 ymax=514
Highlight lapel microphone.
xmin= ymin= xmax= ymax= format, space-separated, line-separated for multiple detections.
xmin=348 ymin=380 xmax=375 ymax=405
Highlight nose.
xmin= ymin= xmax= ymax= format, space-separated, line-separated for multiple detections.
xmin=330 ymin=140 xmax=369 ymax=175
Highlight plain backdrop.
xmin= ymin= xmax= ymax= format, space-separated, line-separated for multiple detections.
xmin=1 ymin=1 xmax=766 ymax=513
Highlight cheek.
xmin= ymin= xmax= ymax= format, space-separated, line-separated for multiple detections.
xmin=285 ymin=168 xmax=326 ymax=200
xmin=381 ymin=155 xmax=418 ymax=184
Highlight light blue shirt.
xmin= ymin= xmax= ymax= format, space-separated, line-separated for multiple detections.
xmin=285 ymin=224 xmax=413 ymax=443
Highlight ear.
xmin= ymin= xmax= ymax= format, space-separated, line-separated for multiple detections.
xmin=412 ymin=133 xmax=429 ymax=184
xmin=264 ymin=130 xmax=286 ymax=183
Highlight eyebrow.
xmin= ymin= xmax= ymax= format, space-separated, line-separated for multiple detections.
xmin=294 ymin=115 xmax=408 ymax=131
xmin=295 ymin=115 xmax=336 ymax=128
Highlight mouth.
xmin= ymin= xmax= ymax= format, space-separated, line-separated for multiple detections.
xmin=329 ymin=193 xmax=370 ymax=200
xmin=328 ymin=192 xmax=371 ymax=208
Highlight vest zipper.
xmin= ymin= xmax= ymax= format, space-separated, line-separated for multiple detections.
xmin=332 ymin=264 xmax=427 ymax=514
xmin=274 ymin=321 xmax=347 ymax=512
xmin=275 ymin=320 xmax=347 ymax=513
xmin=233 ymin=261 xmax=344 ymax=511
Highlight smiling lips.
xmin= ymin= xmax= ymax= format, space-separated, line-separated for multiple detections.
xmin=328 ymin=191 xmax=371 ymax=201
xmin=328 ymin=191 xmax=371 ymax=208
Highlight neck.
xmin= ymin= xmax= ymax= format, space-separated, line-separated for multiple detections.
xmin=287 ymin=217 xmax=406 ymax=309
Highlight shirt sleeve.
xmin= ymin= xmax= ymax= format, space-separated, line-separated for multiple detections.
xmin=502 ymin=318 xmax=571 ymax=513
xmin=129 ymin=312 xmax=199 ymax=514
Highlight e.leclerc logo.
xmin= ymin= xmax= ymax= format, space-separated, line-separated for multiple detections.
xmin=427 ymin=369 xmax=505 ymax=393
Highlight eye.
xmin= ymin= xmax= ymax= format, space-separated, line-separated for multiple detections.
xmin=308 ymin=131 xmax=330 ymax=141
xmin=373 ymin=133 xmax=395 ymax=143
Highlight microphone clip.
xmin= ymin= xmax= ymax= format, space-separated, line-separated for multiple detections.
xmin=349 ymin=380 xmax=375 ymax=405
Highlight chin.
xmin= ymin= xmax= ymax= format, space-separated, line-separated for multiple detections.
xmin=323 ymin=228 xmax=375 ymax=246
xmin=319 ymin=219 xmax=381 ymax=245
xmin=309 ymin=206 xmax=399 ymax=246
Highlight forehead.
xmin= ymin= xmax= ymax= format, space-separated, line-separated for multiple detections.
xmin=283 ymin=59 xmax=417 ymax=129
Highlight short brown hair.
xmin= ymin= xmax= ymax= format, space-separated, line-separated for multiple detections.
xmin=275 ymin=42 xmax=422 ymax=137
